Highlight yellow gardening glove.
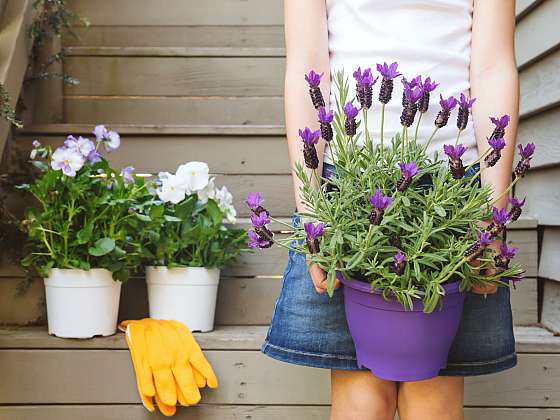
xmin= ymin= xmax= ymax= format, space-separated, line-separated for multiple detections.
xmin=169 ymin=320 xmax=218 ymax=389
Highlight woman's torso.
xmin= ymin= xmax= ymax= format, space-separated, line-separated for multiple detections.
xmin=325 ymin=0 xmax=477 ymax=164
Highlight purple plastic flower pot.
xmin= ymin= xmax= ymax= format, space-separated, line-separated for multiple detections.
xmin=338 ymin=272 xmax=465 ymax=382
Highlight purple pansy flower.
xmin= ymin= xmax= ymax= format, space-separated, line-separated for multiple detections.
xmin=298 ymin=127 xmax=321 ymax=146
xmin=50 ymin=147 xmax=85 ymax=177
xmin=396 ymin=161 xmax=419 ymax=192
xmin=93 ymin=125 xmax=121 ymax=152
xmin=122 ymin=166 xmax=135 ymax=184
xmin=392 ymin=250 xmax=407 ymax=276
xmin=376 ymin=62 xmax=402 ymax=80
xmin=305 ymin=70 xmax=323 ymax=88
xmin=304 ymin=222 xmax=325 ymax=254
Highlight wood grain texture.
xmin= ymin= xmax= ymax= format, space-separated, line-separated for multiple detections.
xmin=64 ymin=26 xmax=285 ymax=49
xmin=540 ymin=228 xmax=560 ymax=282
xmin=515 ymin=0 xmax=560 ymax=68
xmin=66 ymin=46 xmax=286 ymax=57
xmin=519 ymin=48 xmax=560 ymax=117
xmin=67 ymin=0 xmax=283 ymax=26
xmin=2 ymin=406 xmax=560 ymax=420
xmin=1 ymin=350 xmax=560 ymax=406
xmin=516 ymin=0 xmax=543 ymax=19
xmin=515 ymin=167 xmax=560 ymax=226
xmin=63 ymin=56 xmax=285 ymax=97
xmin=542 ymin=279 xmax=560 ymax=333
xmin=518 ymin=107 xmax=560 ymax=169
xmin=63 ymin=96 xmax=285 ymax=125
xmin=510 ymin=277 xmax=538 ymax=326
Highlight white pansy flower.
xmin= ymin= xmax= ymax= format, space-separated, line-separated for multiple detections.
xmin=197 ymin=177 xmax=216 ymax=204
xmin=157 ymin=174 xmax=187 ymax=204
xmin=176 ymin=161 xmax=210 ymax=193
xmin=215 ymin=186 xmax=237 ymax=223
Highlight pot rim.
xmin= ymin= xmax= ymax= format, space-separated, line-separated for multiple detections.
xmin=336 ymin=271 xmax=462 ymax=296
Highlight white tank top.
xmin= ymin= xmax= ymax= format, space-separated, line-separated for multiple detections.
xmin=325 ymin=0 xmax=478 ymax=164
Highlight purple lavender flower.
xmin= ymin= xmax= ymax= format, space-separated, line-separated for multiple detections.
xmin=396 ymin=161 xmax=419 ymax=192
xmin=464 ymin=230 xmax=494 ymax=261
xmin=50 ymin=147 xmax=85 ymax=177
xmin=377 ymin=62 xmax=401 ymax=104
xmin=507 ymin=196 xmax=525 ymax=222
xmin=435 ymin=95 xmax=458 ymax=128
xmin=343 ymin=102 xmax=360 ymax=136
xmin=122 ymin=166 xmax=135 ymax=184
xmin=249 ymin=212 xmax=274 ymax=247
xmin=418 ymin=77 xmax=439 ymax=113
xmin=490 ymin=115 xmax=510 ymax=140
xmin=368 ymin=189 xmax=393 ymax=225
xmin=392 ymin=250 xmax=407 ymax=276
xmin=299 ymin=127 xmax=321 ymax=169
xmin=400 ymin=86 xmax=423 ymax=127
xmin=245 ymin=191 xmax=269 ymax=216
xmin=456 ymin=93 xmax=476 ymax=130
xmin=305 ymin=70 xmax=325 ymax=109
xmin=304 ymin=222 xmax=325 ymax=254
xmin=484 ymin=137 xmax=506 ymax=167
xmin=486 ymin=207 xmax=510 ymax=237
xmin=494 ymin=242 xmax=518 ymax=269
xmin=250 ymin=211 xmax=271 ymax=228
xmin=248 ymin=230 xmax=272 ymax=249
xmin=514 ymin=143 xmax=536 ymax=178
xmin=443 ymin=144 xmax=466 ymax=179
xmin=354 ymin=67 xmax=378 ymax=109
xmin=318 ymin=106 xmax=334 ymax=142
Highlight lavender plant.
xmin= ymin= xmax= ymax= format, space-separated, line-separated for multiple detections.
xmin=247 ymin=64 xmax=532 ymax=313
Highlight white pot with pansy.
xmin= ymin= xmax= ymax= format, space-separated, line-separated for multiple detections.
xmin=138 ymin=161 xmax=248 ymax=332
xmin=19 ymin=125 xmax=151 ymax=338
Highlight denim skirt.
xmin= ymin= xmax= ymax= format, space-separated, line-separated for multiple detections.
xmin=261 ymin=163 xmax=517 ymax=377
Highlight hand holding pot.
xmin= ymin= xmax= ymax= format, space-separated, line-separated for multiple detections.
xmin=306 ymin=260 xmax=340 ymax=294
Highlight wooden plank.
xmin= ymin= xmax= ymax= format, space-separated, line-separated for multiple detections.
xmin=515 ymin=167 xmax=560 ymax=226
xmin=0 ymin=277 xmax=44 ymax=325
xmin=515 ymin=0 xmax=560 ymax=68
xmin=3 ymin=406 xmax=560 ymax=420
xmin=1 ymin=350 xmax=560 ymax=406
xmin=118 ymin=276 xmax=282 ymax=325
xmin=67 ymin=0 xmax=284 ymax=26
xmin=543 ymin=279 xmax=560 ymax=333
xmin=65 ymin=46 xmax=286 ymax=57
xmin=508 ymin=229 xmax=538 ymax=278
xmin=518 ymin=107 xmax=560 ymax=169
xmin=511 ymin=277 xmax=538 ymax=326
xmin=539 ymin=228 xmax=560 ymax=282
xmin=64 ymin=26 xmax=285 ymax=49
xmin=1 ymin=325 xmax=559 ymax=353
xmin=63 ymin=56 xmax=285 ymax=97
xmin=516 ymin=0 xmax=542 ymax=19
xmin=519 ymin=48 xmax=560 ymax=117
xmin=63 ymin=97 xmax=285 ymax=125
xmin=16 ymin=134 xmax=290 ymax=175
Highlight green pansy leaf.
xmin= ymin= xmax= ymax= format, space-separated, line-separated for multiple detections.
xmin=88 ymin=238 xmax=116 ymax=256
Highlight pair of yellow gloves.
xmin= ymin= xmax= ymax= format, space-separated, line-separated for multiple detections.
xmin=120 ymin=319 xmax=218 ymax=417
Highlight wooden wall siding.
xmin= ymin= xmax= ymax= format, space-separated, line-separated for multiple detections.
xmin=515 ymin=0 xmax=560 ymax=69
xmin=1 ymin=348 xmax=560 ymax=407
xmin=67 ymin=0 xmax=283 ymax=26
xmin=516 ymin=0 xmax=543 ymax=19
xmin=543 ymin=280 xmax=560 ymax=332
xmin=517 ymin=107 xmax=560 ymax=170
xmin=540 ymin=228 xmax=560 ymax=282
xmin=516 ymin=166 xmax=560 ymax=226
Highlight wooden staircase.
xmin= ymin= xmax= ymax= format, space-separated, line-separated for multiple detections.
xmin=0 ymin=1 xmax=559 ymax=419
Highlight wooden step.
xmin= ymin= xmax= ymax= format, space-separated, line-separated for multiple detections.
xmin=0 ymin=326 xmax=559 ymax=411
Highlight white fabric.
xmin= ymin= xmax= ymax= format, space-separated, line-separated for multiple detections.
xmin=324 ymin=0 xmax=478 ymax=164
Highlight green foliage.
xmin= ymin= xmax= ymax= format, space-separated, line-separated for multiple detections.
xmin=19 ymin=147 xmax=152 ymax=282
xmin=137 ymin=194 xmax=248 ymax=269
xmin=0 ymin=83 xmax=23 ymax=128
xmin=280 ymin=71 xmax=523 ymax=312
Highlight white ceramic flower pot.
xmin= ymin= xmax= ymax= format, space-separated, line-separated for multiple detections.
xmin=44 ymin=268 xmax=121 ymax=339
xmin=146 ymin=266 xmax=220 ymax=333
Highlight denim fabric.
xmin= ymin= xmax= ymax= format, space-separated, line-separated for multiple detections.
xmin=261 ymin=161 xmax=517 ymax=376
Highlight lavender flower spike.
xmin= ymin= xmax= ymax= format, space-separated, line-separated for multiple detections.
xmin=507 ymin=196 xmax=525 ymax=222
xmin=318 ymin=106 xmax=334 ymax=142
xmin=299 ymin=127 xmax=321 ymax=169
xmin=305 ymin=70 xmax=325 ymax=109
xmin=377 ymin=62 xmax=402 ymax=104
xmin=435 ymin=95 xmax=458 ymax=128
xmin=400 ymin=86 xmax=422 ymax=127
xmin=464 ymin=230 xmax=494 ymax=261
xmin=392 ymin=250 xmax=407 ymax=276
xmin=418 ymin=77 xmax=439 ymax=114
xmin=486 ymin=206 xmax=510 ymax=237
xmin=304 ymin=222 xmax=325 ymax=254
xmin=490 ymin=114 xmax=510 ymax=139
xmin=250 ymin=212 xmax=274 ymax=247
xmin=248 ymin=230 xmax=272 ymax=249
xmin=514 ymin=143 xmax=536 ymax=178
xmin=484 ymin=137 xmax=506 ymax=167
xmin=245 ymin=191 xmax=269 ymax=216
xmin=343 ymin=102 xmax=360 ymax=136
xmin=494 ymin=242 xmax=518 ymax=269
xmin=396 ymin=161 xmax=419 ymax=192
xmin=456 ymin=93 xmax=476 ymax=130
xmin=368 ymin=189 xmax=393 ymax=225
xmin=354 ymin=67 xmax=378 ymax=109
xmin=444 ymin=144 xmax=466 ymax=179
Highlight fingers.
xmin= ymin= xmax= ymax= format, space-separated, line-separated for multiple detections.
xmin=155 ymin=391 xmax=176 ymax=417
xmin=471 ymin=283 xmax=498 ymax=295
xmin=309 ymin=264 xmax=340 ymax=294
